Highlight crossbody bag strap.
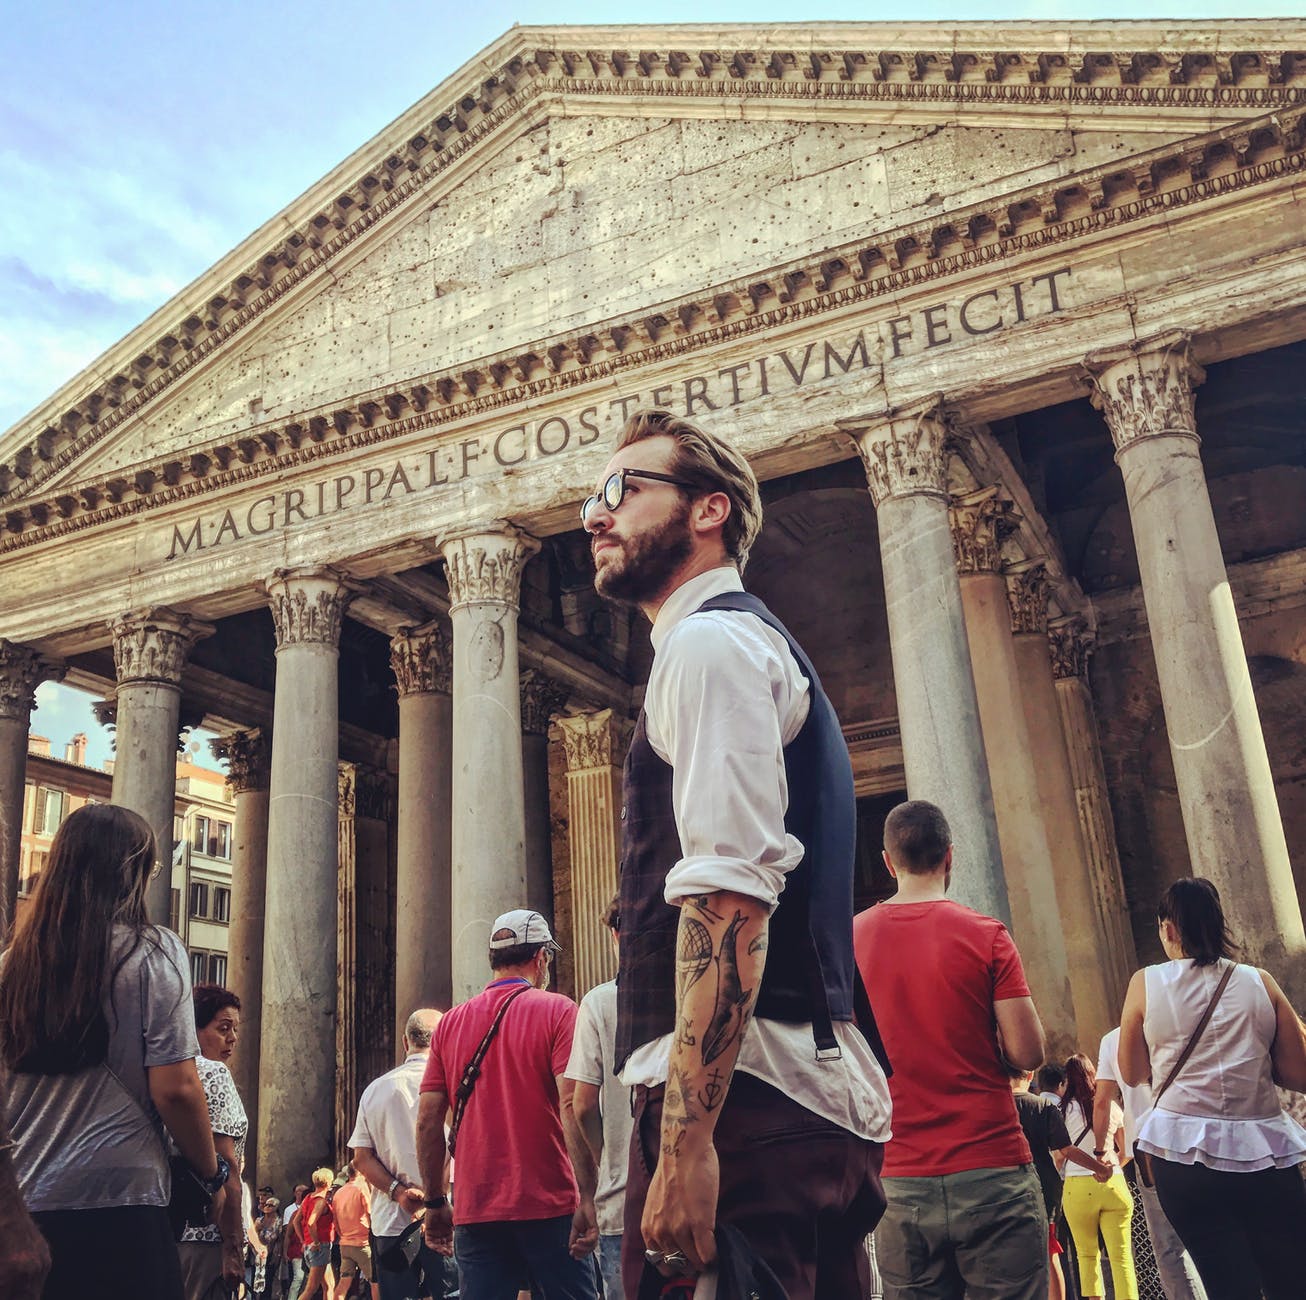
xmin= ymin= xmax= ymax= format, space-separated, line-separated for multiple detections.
xmin=1153 ymin=961 xmax=1236 ymax=1106
xmin=447 ymin=985 xmax=530 ymax=1157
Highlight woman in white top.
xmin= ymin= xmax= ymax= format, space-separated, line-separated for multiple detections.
xmin=1119 ymin=877 xmax=1306 ymax=1300
xmin=1058 ymin=1053 xmax=1136 ymax=1300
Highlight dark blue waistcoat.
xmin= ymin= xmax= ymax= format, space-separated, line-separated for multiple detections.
xmin=614 ymin=590 xmax=889 ymax=1076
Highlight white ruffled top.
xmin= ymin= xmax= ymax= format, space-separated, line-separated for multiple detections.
xmin=1137 ymin=959 xmax=1306 ymax=1173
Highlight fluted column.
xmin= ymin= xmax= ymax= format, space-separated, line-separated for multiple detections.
xmin=1084 ymin=332 xmax=1306 ymax=979
xmin=390 ymin=622 xmax=454 ymax=1035
xmin=0 ymin=641 xmax=64 ymax=935
xmin=521 ymin=670 xmax=569 ymax=922
xmin=557 ymin=709 xmax=624 ymax=997
xmin=110 ymin=608 xmax=213 ymax=923
xmin=949 ymin=497 xmax=1075 ymax=1049
xmin=841 ymin=398 xmax=1009 ymax=924
xmin=210 ymin=728 xmax=270 ymax=1177
xmin=440 ymin=523 xmax=541 ymax=1002
xmin=258 ymin=569 xmax=351 ymax=1193
xmin=1048 ymin=620 xmax=1138 ymax=1011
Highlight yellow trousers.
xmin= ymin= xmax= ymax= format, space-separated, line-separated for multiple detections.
xmin=1061 ymin=1171 xmax=1137 ymax=1299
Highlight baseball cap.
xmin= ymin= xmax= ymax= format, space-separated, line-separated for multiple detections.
xmin=489 ymin=909 xmax=562 ymax=952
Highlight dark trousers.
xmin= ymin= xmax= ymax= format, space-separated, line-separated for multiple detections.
xmin=33 ymin=1204 xmax=182 ymax=1300
xmin=622 ymin=1072 xmax=886 ymax=1300
xmin=1151 ymin=1155 xmax=1306 ymax=1300
xmin=454 ymin=1216 xmax=599 ymax=1300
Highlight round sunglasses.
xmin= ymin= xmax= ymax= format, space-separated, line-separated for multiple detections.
xmin=580 ymin=467 xmax=696 ymax=528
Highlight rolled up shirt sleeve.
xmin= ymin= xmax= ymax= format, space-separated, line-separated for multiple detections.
xmin=648 ymin=612 xmax=808 ymax=912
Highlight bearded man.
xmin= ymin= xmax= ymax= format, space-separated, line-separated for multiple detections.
xmin=581 ymin=409 xmax=892 ymax=1300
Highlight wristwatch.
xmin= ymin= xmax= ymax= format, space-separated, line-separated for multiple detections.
xmin=388 ymin=1176 xmax=410 ymax=1200
xmin=423 ymin=1194 xmax=448 ymax=1209
xmin=196 ymin=1152 xmax=231 ymax=1198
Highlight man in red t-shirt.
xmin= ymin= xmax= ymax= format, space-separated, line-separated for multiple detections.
xmin=417 ymin=910 xmax=598 ymax=1299
xmin=854 ymin=801 xmax=1048 ymax=1300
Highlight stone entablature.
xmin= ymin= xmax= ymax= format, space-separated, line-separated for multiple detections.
xmin=1 ymin=92 xmax=1302 ymax=526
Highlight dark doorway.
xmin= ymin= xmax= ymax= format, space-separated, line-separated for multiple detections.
xmin=854 ymin=791 xmax=905 ymax=912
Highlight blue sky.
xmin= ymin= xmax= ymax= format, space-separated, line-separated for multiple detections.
xmin=7 ymin=2 xmax=1298 ymax=766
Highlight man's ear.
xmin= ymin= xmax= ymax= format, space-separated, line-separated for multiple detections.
xmin=691 ymin=489 xmax=731 ymax=538
xmin=882 ymin=849 xmax=899 ymax=880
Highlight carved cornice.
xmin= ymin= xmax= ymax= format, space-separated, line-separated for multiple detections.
xmin=110 ymin=607 xmax=213 ymax=687
xmin=949 ymin=487 xmax=1016 ymax=573
xmin=1082 ymin=328 xmax=1205 ymax=455
xmin=440 ymin=523 xmax=540 ymax=611
xmin=0 ymin=639 xmax=65 ymax=721
xmin=210 ymin=728 xmax=271 ymax=793
xmin=1005 ymin=560 xmax=1051 ymax=635
xmin=843 ymin=394 xmax=953 ymax=505
xmin=2 ymin=102 xmax=1305 ymax=551
xmin=390 ymin=621 xmax=451 ymax=697
xmin=557 ymin=708 xmax=622 ymax=771
xmin=520 ymin=669 xmax=570 ymax=735
xmin=265 ymin=568 xmax=351 ymax=648
xmin=1049 ymin=617 xmax=1095 ymax=679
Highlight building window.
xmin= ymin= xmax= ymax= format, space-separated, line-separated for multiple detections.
xmin=32 ymin=787 xmax=66 ymax=836
xmin=19 ymin=850 xmax=46 ymax=897
xmin=190 ymin=951 xmax=208 ymax=986
xmin=170 ymin=889 xmax=181 ymax=933
xmin=215 ymin=821 xmax=232 ymax=860
xmin=208 ymin=954 xmax=227 ymax=985
xmin=192 ymin=816 xmax=211 ymax=854
xmin=212 ymin=886 xmax=231 ymax=924
xmin=189 ymin=881 xmax=209 ymax=919
xmin=189 ymin=950 xmax=228 ymax=987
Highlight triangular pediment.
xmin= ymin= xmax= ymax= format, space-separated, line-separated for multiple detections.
xmin=3 ymin=19 xmax=1305 ymax=511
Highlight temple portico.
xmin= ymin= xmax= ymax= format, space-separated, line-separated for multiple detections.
xmin=4 ymin=21 xmax=1306 ymax=1184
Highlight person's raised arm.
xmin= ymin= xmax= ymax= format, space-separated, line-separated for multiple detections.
xmin=0 ymin=1119 xmax=50 ymax=1300
xmin=1118 ymin=971 xmax=1151 ymax=1088
xmin=1263 ymin=970 xmax=1306 ymax=1092
xmin=417 ymin=1092 xmax=452 ymax=1256
xmin=644 ymin=889 xmax=769 ymax=1275
xmin=559 ymin=1075 xmax=598 ymax=1260
xmin=994 ymin=997 xmax=1045 ymax=1072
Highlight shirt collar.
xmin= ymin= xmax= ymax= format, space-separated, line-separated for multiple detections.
xmin=650 ymin=566 xmax=743 ymax=653
xmin=403 ymin=1050 xmax=427 ymax=1063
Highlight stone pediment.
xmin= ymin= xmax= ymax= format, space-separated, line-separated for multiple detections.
xmin=2 ymin=20 xmax=1305 ymax=519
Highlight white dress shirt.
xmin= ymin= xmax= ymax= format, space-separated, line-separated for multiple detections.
xmin=618 ymin=567 xmax=892 ymax=1144
xmin=347 ymin=1050 xmax=428 ymax=1238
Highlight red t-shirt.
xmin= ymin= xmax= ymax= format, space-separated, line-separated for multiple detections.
xmin=854 ymin=898 xmax=1034 ymax=1177
xmin=302 ymin=1190 xmax=334 ymax=1245
xmin=330 ymin=1181 xmax=370 ymax=1247
xmin=421 ymin=979 xmax=579 ymax=1225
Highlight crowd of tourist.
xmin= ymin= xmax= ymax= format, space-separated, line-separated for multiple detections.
xmin=2 ymin=413 xmax=1306 ymax=1300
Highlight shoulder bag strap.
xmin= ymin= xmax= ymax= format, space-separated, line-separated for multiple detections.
xmin=447 ymin=985 xmax=530 ymax=1156
xmin=1152 ymin=961 xmax=1236 ymax=1106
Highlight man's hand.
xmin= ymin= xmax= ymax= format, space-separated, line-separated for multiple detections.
xmin=569 ymin=1196 xmax=599 ymax=1260
xmin=422 ymin=1203 xmax=454 ymax=1257
xmin=643 ymin=1138 xmax=719 ymax=1275
xmin=395 ymin=1185 xmax=425 ymax=1217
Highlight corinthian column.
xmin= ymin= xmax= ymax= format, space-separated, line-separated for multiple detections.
xmin=0 ymin=641 xmax=64 ymax=935
xmin=258 ymin=569 xmax=351 ymax=1193
xmin=556 ymin=709 xmax=624 ymax=996
xmin=110 ymin=608 xmax=213 ymax=923
xmin=841 ymin=399 xmax=1009 ymax=924
xmin=521 ymin=670 xmax=569 ymax=921
xmin=1084 ymin=332 xmax=1306 ymax=978
xmin=390 ymin=622 xmax=454 ymax=1032
xmin=210 ymin=729 xmax=270 ymax=1176
xmin=440 ymin=523 xmax=541 ymax=1002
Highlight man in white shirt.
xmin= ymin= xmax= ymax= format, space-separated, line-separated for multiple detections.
xmin=349 ymin=1009 xmax=455 ymax=1300
xmin=1094 ymin=1027 xmax=1207 ymax=1300
xmin=582 ymin=409 xmax=892 ymax=1300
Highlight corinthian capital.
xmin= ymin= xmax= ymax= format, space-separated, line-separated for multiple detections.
xmin=949 ymin=488 xmax=1016 ymax=574
xmin=1005 ymin=561 xmax=1050 ymax=635
xmin=520 ymin=670 xmax=570 ymax=736
xmin=110 ymin=607 xmax=213 ymax=687
xmin=840 ymin=394 xmax=953 ymax=506
xmin=390 ymin=622 xmax=451 ymax=697
xmin=440 ymin=522 xmax=540 ymax=611
xmin=211 ymin=729 xmax=271 ymax=794
xmin=1049 ymin=618 xmax=1095 ymax=681
xmin=556 ymin=708 xmax=622 ymax=771
xmin=0 ymin=640 xmax=65 ymax=721
xmin=265 ymin=569 xmax=351 ymax=649
xmin=1082 ymin=330 xmax=1205 ymax=455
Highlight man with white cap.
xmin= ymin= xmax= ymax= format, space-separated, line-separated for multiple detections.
xmin=416 ymin=910 xmax=599 ymax=1300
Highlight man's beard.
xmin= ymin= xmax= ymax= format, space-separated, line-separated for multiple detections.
xmin=593 ymin=501 xmax=693 ymax=605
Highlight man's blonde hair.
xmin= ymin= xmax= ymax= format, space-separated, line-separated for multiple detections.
xmin=311 ymin=1166 xmax=333 ymax=1189
xmin=615 ymin=410 xmax=763 ymax=570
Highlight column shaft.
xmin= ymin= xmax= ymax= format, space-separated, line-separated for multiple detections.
xmin=441 ymin=524 xmax=540 ymax=1002
xmin=844 ymin=401 xmax=1009 ymax=924
xmin=1086 ymin=334 xmax=1306 ymax=979
xmin=521 ymin=671 xmax=569 ymax=923
xmin=391 ymin=624 xmax=454 ymax=1036
xmin=258 ymin=571 xmax=349 ymax=1193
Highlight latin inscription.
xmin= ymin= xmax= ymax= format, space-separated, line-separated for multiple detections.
xmin=166 ymin=267 xmax=1071 ymax=560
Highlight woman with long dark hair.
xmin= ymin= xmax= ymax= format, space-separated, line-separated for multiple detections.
xmin=1120 ymin=877 xmax=1306 ymax=1300
xmin=1058 ymin=1052 xmax=1137 ymax=1300
xmin=0 ymin=804 xmax=226 ymax=1300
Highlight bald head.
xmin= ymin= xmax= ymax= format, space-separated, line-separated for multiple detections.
xmin=403 ymin=1008 xmax=442 ymax=1052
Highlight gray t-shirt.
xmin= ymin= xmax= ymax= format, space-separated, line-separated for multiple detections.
xmin=3 ymin=925 xmax=198 ymax=1211
xmin=563 ymin=980 xmax=632 ymax=1237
